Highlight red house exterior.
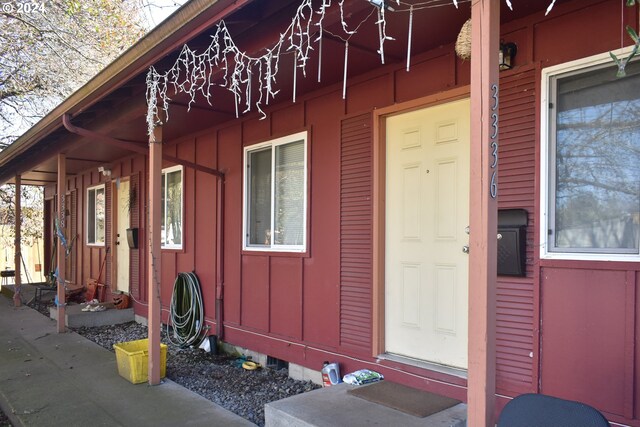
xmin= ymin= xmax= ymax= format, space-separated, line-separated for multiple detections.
xmin=1 ymin=0 xmax=639 ymax=425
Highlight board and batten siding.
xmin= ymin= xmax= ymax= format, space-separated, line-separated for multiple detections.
xmin=57 ymin=59 xmax=540 ymax=400
xmin=46 ymin=3 xmax=640 ymax=424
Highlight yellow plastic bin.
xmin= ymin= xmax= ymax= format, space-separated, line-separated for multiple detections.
xmin=113 ymin=338 xmax=167 ymax=384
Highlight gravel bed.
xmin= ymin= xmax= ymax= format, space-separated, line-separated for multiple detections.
xmin=0 ymin=410 xmax=10 ymax=427
xmin=80 ymin=322 xmax=318 ymax=426
xmin=71 ymin=321 xmax=319 ymax=426
xmin=24 ymin=298 xmax=319 ymax=426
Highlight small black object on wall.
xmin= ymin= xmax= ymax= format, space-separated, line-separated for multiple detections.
xmin=497 ymin=209 xmax=528 ymax=277
xmin=126 ymin=228 xmax=138 ymax=249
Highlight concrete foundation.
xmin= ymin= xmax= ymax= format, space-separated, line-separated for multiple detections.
xmin=50 ymin=303 xmax=134 ymax=328
xmin=135 ymin=313 xmax=148 ymax=325
xmin=288 ymin=362 xmax=323 ymax=386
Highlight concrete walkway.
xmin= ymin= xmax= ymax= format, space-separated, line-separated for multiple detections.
xmin=266 ymin=384 xmax=467 ymax=427
xmin=0 ymin=295 xmax=255 ymax=427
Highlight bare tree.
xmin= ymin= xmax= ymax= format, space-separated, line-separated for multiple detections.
xmin=0 ymin=185 xmax=43 ymax=249
xmin=0 ymin=0 xmax=149 ymax=135
xmin=0 ymin=0 xmax=185 ymax=270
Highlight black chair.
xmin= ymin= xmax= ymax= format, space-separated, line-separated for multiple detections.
xmin=498 ymin=393 xmax=611 ymax=427
xmin=1 ymin=269 xmax=15 ymax=287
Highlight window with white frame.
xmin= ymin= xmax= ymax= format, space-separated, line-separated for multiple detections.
xmin=542 ymin=52 xmax=640 ymax=260
xmin=243 ymin=131 xmax=307 ymax=251
xmin=87 ymin=184 xmax=105 ymax=245
xmin=161 ymin=165 xmax=183 ymax=249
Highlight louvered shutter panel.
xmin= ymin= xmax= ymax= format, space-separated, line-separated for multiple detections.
xmin=340 ymin=113 xmax=373 ymax=353
xmin=496 ymin=65 xmax=537 ymax=395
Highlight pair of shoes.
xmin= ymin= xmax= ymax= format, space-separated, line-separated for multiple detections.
xmin=82 ymin=304 xmax=106 ymax=312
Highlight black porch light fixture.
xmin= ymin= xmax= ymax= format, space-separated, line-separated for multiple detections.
xmin=499 ymin=41 xmax=517 ymax=70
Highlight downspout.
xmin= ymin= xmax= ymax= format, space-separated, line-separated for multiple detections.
xmin=62 ymin=114 xmax=226 ymax=340
xmin=63 ymin=115 xmax=224 ymax=177
xmin=62 ymin=114 xmax=148 ymax=155
xmin=216 ymin=176 xmax=225 ymax=341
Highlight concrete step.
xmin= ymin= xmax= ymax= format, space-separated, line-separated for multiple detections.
xmin=50 ymin=303 xmax=134 ymax=328
xmin=265 ymin=383 xmax=467 ymax=427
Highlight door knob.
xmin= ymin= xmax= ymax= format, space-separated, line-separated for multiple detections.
xmin=116 ymin=241 xmax=120 ymax=245
xmin=462 ymin=245 xmax=469 ymax=254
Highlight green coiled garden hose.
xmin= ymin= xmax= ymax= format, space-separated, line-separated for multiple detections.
xmin=167 ymin=272 xmax=205 ymax=348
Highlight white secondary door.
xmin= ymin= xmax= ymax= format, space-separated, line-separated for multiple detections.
xmin=116 ymin=179 xmax=130 ymax=293
xmin=385 ymin=98 xmax=470 ymax=369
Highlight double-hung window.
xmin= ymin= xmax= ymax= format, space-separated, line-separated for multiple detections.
xmin=161 ymin=165 xmax=183 ymax=249
xmin=542 ymin=51 xmax=640 ymax=260
xmin=87 ymin=184 xmax=105 ymax=246
xmin=243 ymin=131 xmax=307 ymax=252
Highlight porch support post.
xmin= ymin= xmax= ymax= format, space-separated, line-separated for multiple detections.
xmin=56 ymin=154 xmax=66 ymax=333
xmin=148 ymin=125 xmax=162 ymax=385
xmin=13 ymin=175 xmax=21 ymax=307
xmin=468 ymin=0 xmax=499 ymax=426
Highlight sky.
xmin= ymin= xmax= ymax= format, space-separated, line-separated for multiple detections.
xmin=141 ymin=0 xmax=188 ymax=29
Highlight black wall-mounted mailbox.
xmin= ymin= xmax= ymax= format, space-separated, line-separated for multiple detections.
xmin=498 ymin=209 xmax=528 ymax=277
xmin=126 ymin=228 xmax=138 ymax=249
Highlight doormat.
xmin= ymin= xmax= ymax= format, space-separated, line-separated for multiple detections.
xmin=348 ymin=381 xmax=461 ymax=418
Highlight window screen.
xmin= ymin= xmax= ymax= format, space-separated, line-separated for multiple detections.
xmin=244 ymin=132 xmax=307 ymax=251
xmin=161 ymin=166 xmax=183 ymax=249
xmin=87 ymin=185 xmax=105 ymax=245
xmin=249 ymin=148 xmax=272 ymax=246
xmin=549 ymin=60 xmax=640 ymax=254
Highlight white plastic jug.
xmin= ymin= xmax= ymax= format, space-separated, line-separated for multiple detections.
xmin=321 ymin=362 xmax=341 ymax=387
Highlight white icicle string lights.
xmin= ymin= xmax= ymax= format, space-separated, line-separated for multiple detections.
xmin=146 ymin=0 xmax=318 ymax=139
xmin=338 ymin=0 xmax=357 ymax=35
xmin=315 ymin=0 xmax=332 ymax=83
xmin=317 ymin=33 xmax=323 ymax=83
xmin=406 ymin=5 xmax=414 ymax=72
xmin=293 ymin=52 xmax=297 ymax=103
xmin=377 ymin=9 xmax=385 ymax=64
xmin=343 ymin=41 xmax=349 ymax=100
xmin=146 ymin=0 xmax=558 ymax=139
xmin=393 ymin=0 xmax=556 ymax=13
xmin=545 ymin=0 xmax=556 ymax=16
xmin=326 ymin=5 xmax=378 ymax=99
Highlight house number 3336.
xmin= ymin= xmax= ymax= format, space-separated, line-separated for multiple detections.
xmin=490 ymin=83 xmax=498 ymax=199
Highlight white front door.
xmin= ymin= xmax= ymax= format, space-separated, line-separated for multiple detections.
xmin=385 ymin=98 xmax=470 ymax=369
xmin=116 ymin=179 xmax=130 ymax=293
